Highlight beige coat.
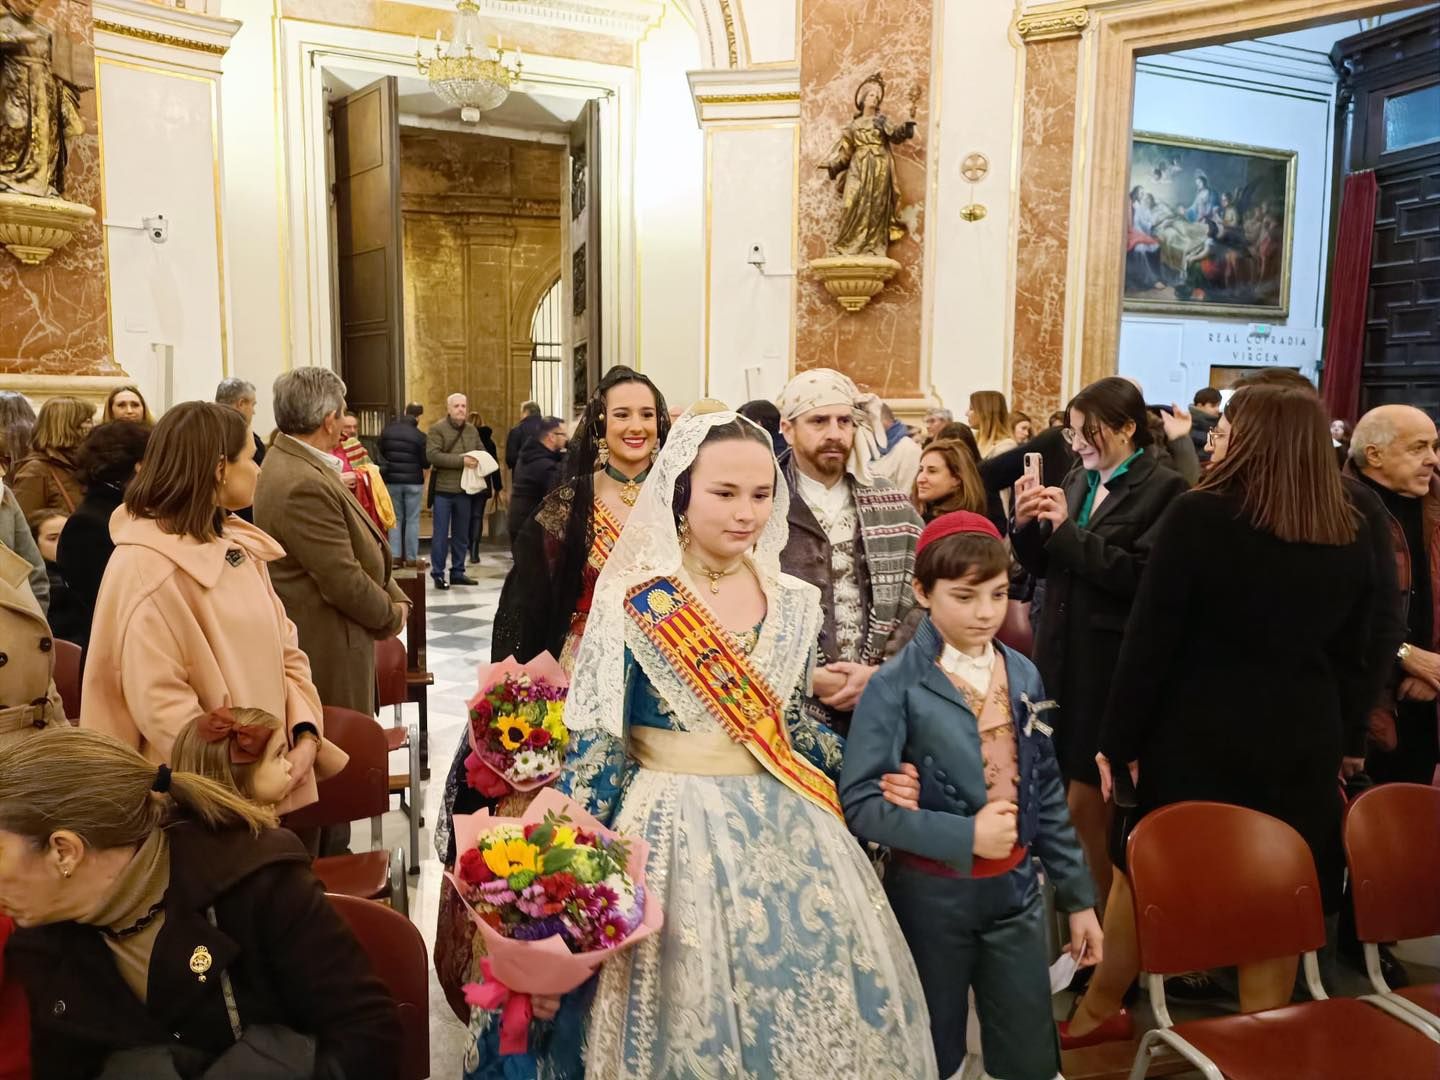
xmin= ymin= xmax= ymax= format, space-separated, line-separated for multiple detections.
xmin=80 ymin=510 xmax=345 ymax=813
xmin=0 ymin=543 xmax=66 ymax=751
xmin=253 ymin=434 xmax=406 ymax=713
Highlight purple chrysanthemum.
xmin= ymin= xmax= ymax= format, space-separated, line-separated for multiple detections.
xmin=589 ymin=884 xmax=620 ymax=913
xmin=595 ymin=912 xmax=629 ymax=949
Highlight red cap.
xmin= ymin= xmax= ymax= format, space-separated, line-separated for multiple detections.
xmin=916 ymin=510 xmax=1002 ymax=555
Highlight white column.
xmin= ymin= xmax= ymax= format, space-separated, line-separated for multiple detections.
xmin=689 ymin=67 xmax=800 ymax=408
xmin=93 ymin=0 xmax=239 ymax=411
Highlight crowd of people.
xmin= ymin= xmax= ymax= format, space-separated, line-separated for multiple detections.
xmin=0 ymin=359 xmax=1434 ymax=1080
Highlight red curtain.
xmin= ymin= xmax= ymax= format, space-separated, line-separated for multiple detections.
xmin=1321 ymin=170 xmax=1379 ymax=424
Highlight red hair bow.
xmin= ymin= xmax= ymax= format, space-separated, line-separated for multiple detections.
xmin=195 ymin=707 xmax=269 ymax=765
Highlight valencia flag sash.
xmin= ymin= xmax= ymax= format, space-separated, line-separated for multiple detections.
xmin=625 ymin=576 xmax=843 ymax=821
xmin=590 ymin=500 xmax=623 ymax=571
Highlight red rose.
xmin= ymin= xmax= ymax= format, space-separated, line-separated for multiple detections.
xmin=527 ymin=729 xmax=552 ymax=749
xmin=475 ymin=699 xmax=494 ymax=723
xmin=457 ymin=847 xmax=493 ymax=885
xmin=524 ymin=822 xmax=540 ymax=841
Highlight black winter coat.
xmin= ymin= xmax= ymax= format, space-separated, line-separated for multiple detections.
xmin=505 ymin=414 xmax=544 ymax=472
xmin=1011 ymin=449 xmax=1187 ymax=785
xmin=7 ymin=822 xmax=401 ymax=1080
xmin=54 ymin=481 xmax=124 ymax=647
xmin=507 ymin=441 xmax=564 ymax=540
xmin=378 ymin=416 xmax=427 ymax=486
xmin=1099 ymin=490 xmax=1378 ymax=910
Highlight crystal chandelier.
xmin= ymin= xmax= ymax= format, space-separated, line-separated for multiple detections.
xmin=415 ymin=0 xmax=522 ymax=122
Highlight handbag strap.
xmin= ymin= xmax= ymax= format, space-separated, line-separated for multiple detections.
xmin=205 ymin=906 xmax=244 ymax=1042
xmin=46 ymin=466 xmax=76 ymax=513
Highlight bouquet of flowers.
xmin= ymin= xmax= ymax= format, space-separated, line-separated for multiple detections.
xmin=448 ymin=788 xmax=664 ymax=1055
xmin=465 ymin=653 xmax=569 ymax=798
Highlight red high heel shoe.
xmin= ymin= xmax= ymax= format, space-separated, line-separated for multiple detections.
xmin=1058 ymin=1008 xmax=1135 ymax=1050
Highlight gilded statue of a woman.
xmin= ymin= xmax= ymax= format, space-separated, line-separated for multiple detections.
xmin=0 ymin=0 xmax=88 ymax=198
xmin=818 ymin=73 xmax=916 ymax=258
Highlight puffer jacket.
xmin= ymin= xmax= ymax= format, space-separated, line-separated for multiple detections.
xmin=378 ymin=416 xmax=427 ymax=486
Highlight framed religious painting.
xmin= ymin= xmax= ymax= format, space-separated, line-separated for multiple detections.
xmin=1123 ymin=132 xmax=1297 ymax=319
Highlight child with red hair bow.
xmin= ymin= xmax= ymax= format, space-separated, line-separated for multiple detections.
xmin=171 ymin=706 xmax=310 ymax=807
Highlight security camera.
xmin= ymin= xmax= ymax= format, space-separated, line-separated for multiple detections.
xmin=143 ymin=215 xmax=168 ymax=244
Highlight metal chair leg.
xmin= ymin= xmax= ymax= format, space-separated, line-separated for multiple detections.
xmin=407 ymin=721 xmax=421 ymax=875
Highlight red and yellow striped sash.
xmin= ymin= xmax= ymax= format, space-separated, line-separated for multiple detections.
xmin=625 ymin=576 xmax=843 ymax=821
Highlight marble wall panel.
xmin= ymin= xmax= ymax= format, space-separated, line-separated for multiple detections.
xmin=796 ymin=0 xmax=931 ymax=400
xmin=0 ymin=0 xmax=117 ymax=376
xmin=1010 ymin=37 xmax=1078 ymax=415
xmin=399 ymin=130 xmax=561 ymax=455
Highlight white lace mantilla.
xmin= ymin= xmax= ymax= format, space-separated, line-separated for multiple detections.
xmin=569 ymin=407 xmax=809 ymax=737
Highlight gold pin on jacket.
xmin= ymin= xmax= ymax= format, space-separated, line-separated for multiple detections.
xmin=189 ymin=945 xmax=213 ymax=982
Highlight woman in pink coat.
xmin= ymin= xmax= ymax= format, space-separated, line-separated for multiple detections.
xmin=81 ymin=402 xmax=344 ymax=813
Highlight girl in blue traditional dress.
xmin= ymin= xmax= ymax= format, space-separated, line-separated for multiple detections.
xmin=467 ymin=404 xmax=935 ymax=1079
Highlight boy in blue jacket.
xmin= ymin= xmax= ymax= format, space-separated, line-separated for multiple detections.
xmin=840 ymin=511 xmax=1102 ymax=1080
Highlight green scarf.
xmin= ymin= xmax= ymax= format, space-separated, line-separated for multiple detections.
xmin=1078 ymin=448 xmax=1143 ymax=528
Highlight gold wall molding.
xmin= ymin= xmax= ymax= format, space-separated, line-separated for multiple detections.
xmin=1015 ymin=7 xmax=1089 ymax=42
xmin=694 ymin=90 xmax=800 ymax=104
xmin=718 ymin=0 xmax=739 ymax=66
xmin=93 ymin=20 xmax=230 ymax=55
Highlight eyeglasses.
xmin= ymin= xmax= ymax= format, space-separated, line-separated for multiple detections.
xmin=1205 ymin=429 xmax=1230 ymax=448
xmin=1061 ymin=427 xmax=1089 ymax=448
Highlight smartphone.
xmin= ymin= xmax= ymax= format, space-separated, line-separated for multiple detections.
xmin=1111 ymin=763 xmax=1139 ymax=809
xmin=1023 ymin=452 xmax=1043 ymax=488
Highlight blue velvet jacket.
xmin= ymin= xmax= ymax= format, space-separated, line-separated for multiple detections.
xmin=839 ymin=617 xmax=1096 ymax=913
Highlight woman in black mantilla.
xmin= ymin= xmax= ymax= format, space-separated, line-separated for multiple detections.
xmin=432 ymin=366 xmax=670 ymax=1019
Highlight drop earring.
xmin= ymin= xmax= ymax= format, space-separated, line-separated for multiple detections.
xmin=597 ymin=442 xmax=611 ymax=467
xmin=678 ymin=515 xmax=691 ymax=550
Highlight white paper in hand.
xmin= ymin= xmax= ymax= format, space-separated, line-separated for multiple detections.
xmin=1049 ymin=944 xmax=1085 ymax=995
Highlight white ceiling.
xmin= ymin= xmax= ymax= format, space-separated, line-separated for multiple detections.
xmin=321 ymin=65 xmax=588 ymax=134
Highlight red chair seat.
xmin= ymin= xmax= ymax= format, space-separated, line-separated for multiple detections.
xmin=1398 ymin=982 xmax=1440 ymax=1018
xmin=313 ymin=851 xmax=391 ymax=901
xmin=1171 ymin=997 xmax=1440 ymax=1080
xmin=384 ymin=726 xmax=409 ymax=752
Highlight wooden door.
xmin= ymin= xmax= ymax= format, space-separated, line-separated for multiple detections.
xmin=1333 ymin=12 xmax=1440 ymax=415
xmin=567 ymin=99 xmax=602 ymax=415
xmin=332 ymin=77 xmax=406 ymax=433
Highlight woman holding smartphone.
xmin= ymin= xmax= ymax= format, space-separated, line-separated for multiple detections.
xmin=1062 ymin=382 xmax=1377 ymax=1046
xmin=1011 ymin=377 xmax=1187 ymax=918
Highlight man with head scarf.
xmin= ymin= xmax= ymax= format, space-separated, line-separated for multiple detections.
xmin=777 ymin=368 xmax=923 ymax=736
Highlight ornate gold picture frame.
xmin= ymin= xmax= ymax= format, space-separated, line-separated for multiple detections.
xmin=1123 ymin=131 xmax=1297 ymax=319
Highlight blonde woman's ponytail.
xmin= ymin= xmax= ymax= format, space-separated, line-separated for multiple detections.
xmin=165 ymin=770 xmax=276 ymax=834
xmin=0 ymin=728 xmax=276 ymax=851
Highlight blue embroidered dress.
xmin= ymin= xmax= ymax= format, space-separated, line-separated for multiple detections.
xmin=530 ymin=603 xmax=935 ymax=1080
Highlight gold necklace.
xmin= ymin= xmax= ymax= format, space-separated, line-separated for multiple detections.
xmin=683 ymin=557 xmax=744 ymax=594
xmin=603 ymin=464 xmax=650 ymax=507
